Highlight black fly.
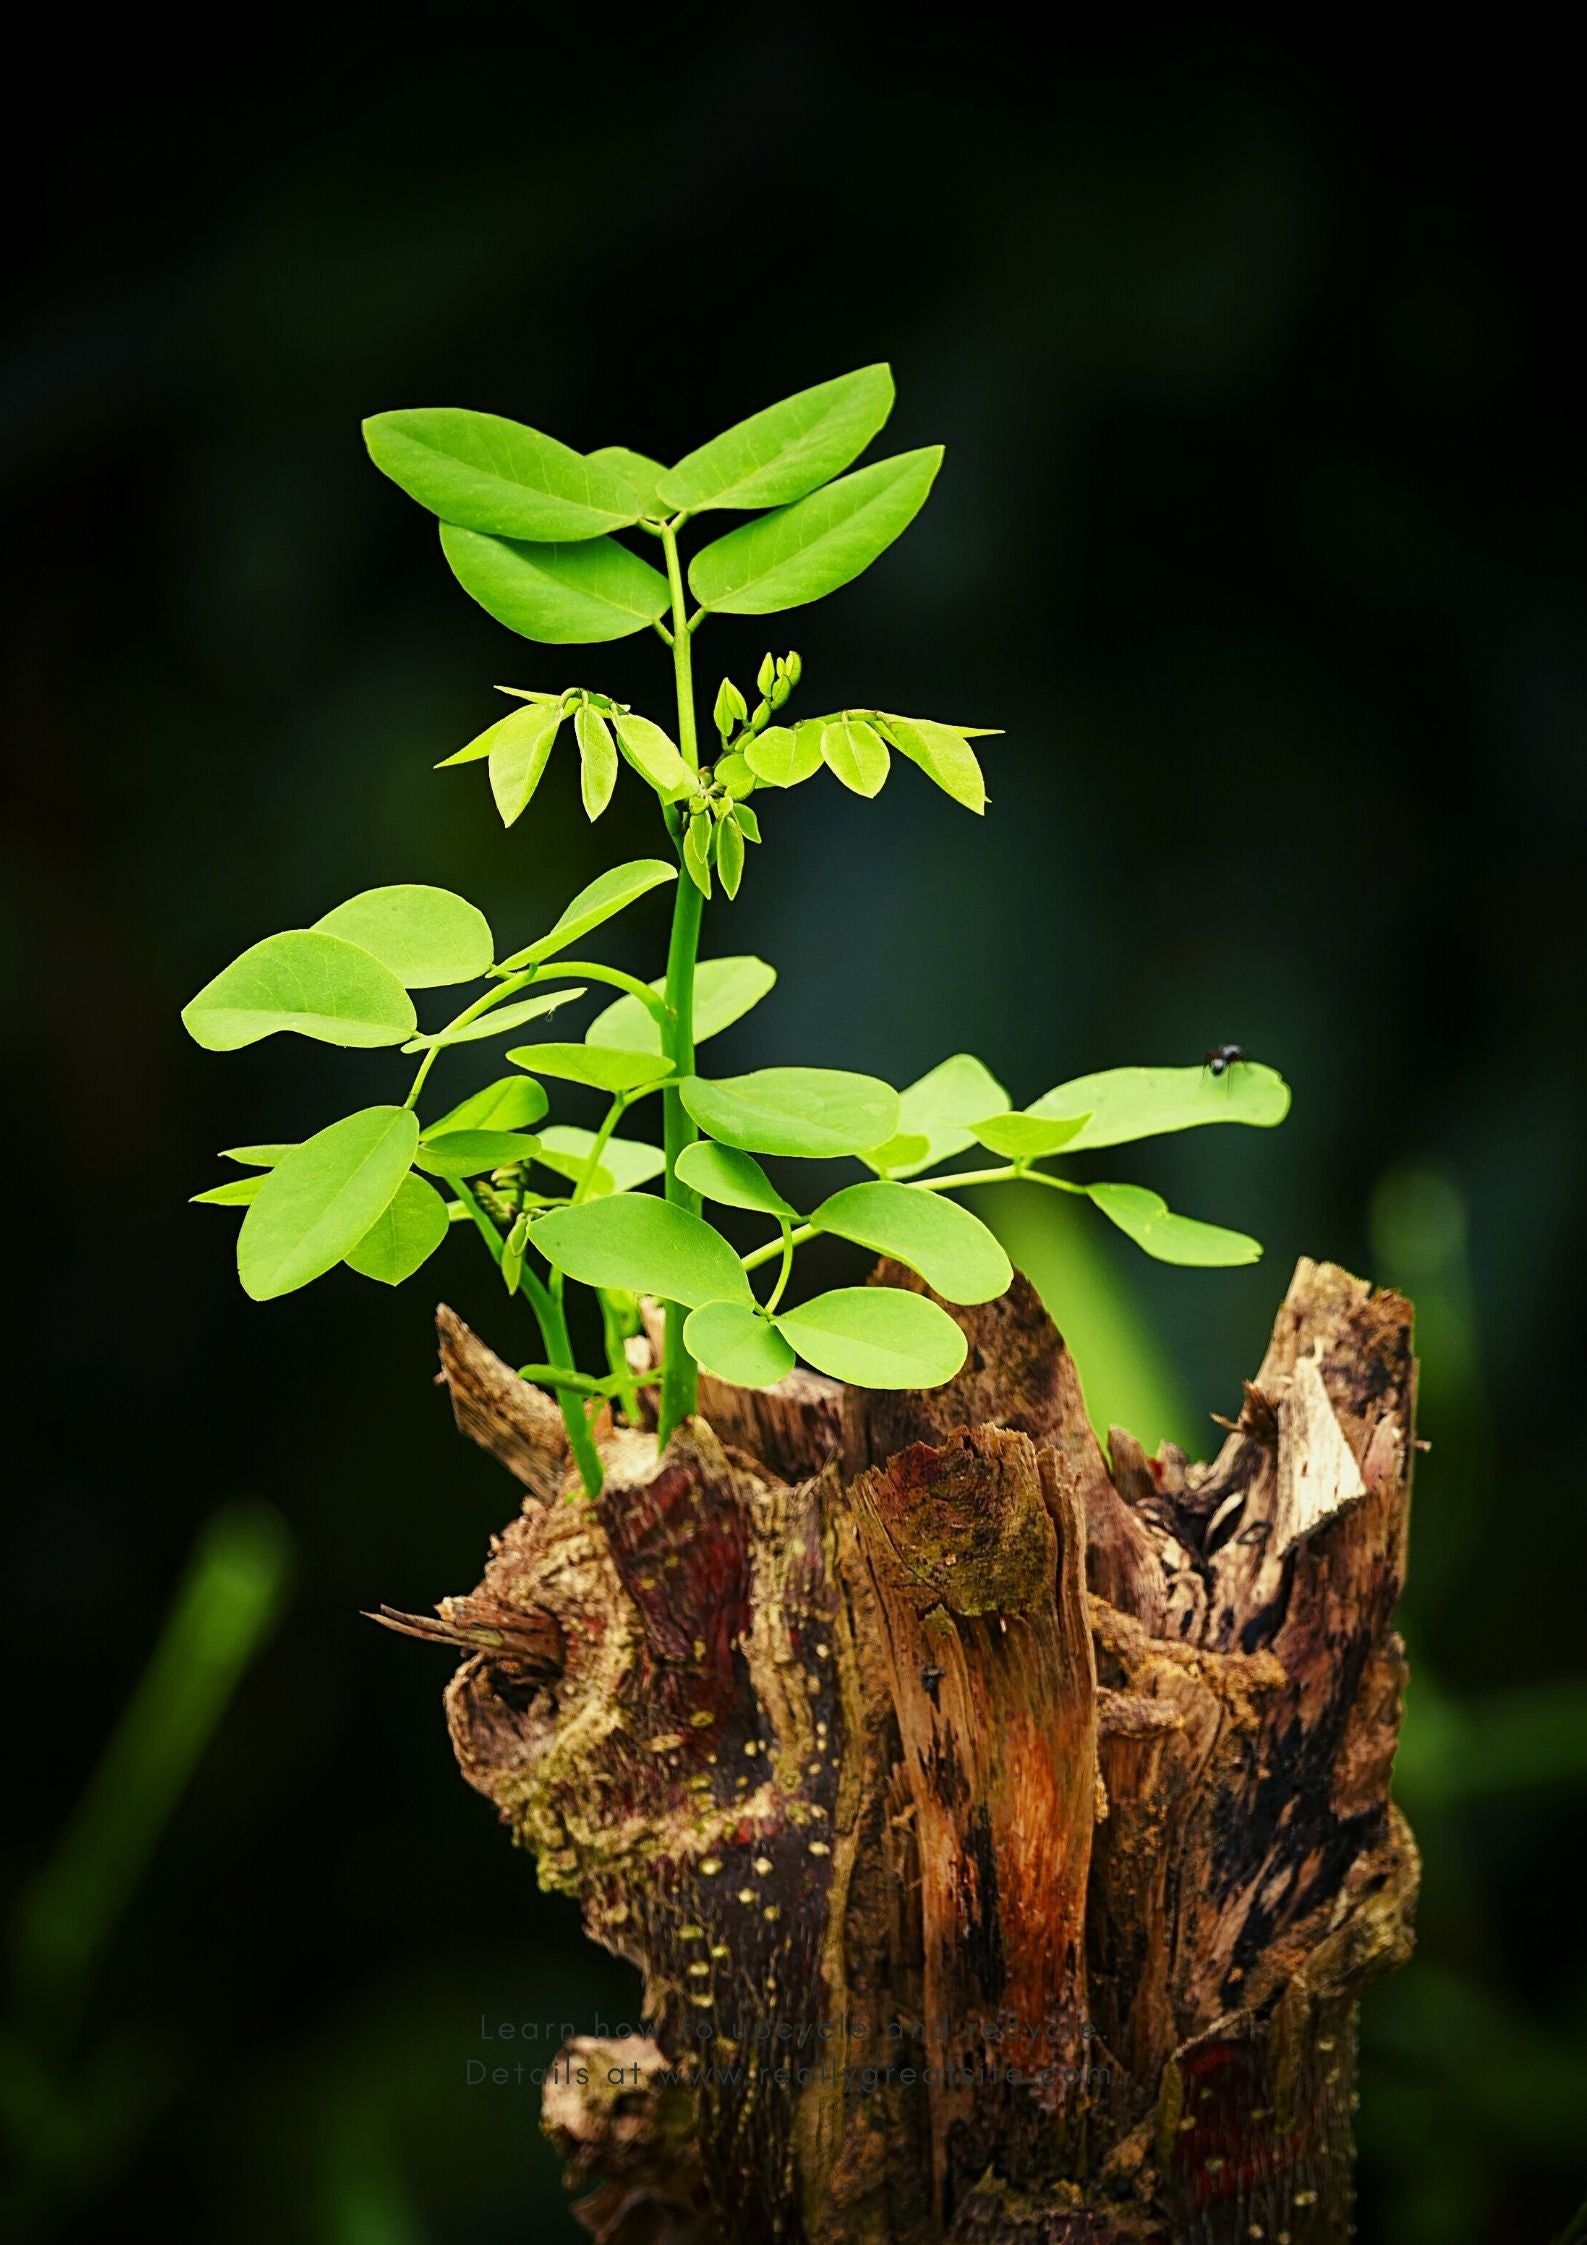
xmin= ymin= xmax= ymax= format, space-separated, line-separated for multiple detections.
xmin=1203 ymin=1044 xmax=1247 ymax=1079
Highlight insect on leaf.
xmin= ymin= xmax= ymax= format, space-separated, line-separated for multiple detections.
xmin=314 ymin=885 xmax=494 ymax=988
xmin=1029 ymin=1064 xmax=1291 ymax=1151
xmin=683 ymin=1302 xmax=796 ymax=1387
xmin=773 ymin=1286 xmax=967 ymax=1388
xmin=658 ymin=365 xmax=895 ymax=514
xmin=182 ymin=931 xmax=417 ymax=1052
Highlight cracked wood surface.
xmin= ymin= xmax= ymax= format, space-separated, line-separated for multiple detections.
xmin=416 ymin=1259 xmax=1418 ymax=2243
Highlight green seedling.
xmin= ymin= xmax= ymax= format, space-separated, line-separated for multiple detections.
xmin=183 ymin=366 xmax=1290 ymax=1495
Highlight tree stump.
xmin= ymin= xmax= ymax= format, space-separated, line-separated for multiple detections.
xmin=397 ymin=1258 xmax=1418 ymax=2243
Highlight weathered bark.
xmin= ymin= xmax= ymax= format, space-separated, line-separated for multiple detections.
xmin=398 ymin=1260 xmax=1418 ymax=2243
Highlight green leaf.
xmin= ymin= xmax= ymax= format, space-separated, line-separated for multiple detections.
xmin=532 ymin=1197 xmax=752 ymax=1308
xmin=1086 ymin=1183 xmax=1262 ymax=1268
xmin=427 ymin=1077 xmax=549 ymax=1135
xmin=220 ymin=1144 xmax=296 ymax=1168
xmin=744 ymin=724 xmax=823 ymax=788
xmin=536 ymin=1127 xmax=667 ymax=1195
xmin=487 ymin=701 xmax=564 ymax=825
xmin=575 ymin=703 xmax=618 ymax=820
xmin=1028 ymin=1064 xmax=1291 ymax=1151
xmin=683 ymin=815 xmax=713 ymax=897
xmin=313 ymin=885 xmax=493 ymax=988
xmin=717 ymin=814 xmax=746 ymax=898
xmin=683 ymin=1302 xmax=796 ymax=1388
xmin=344 ymin=1173 xmax=450 ymax=1283
xmin=876 ymin=716 xmax=989 ymax=815
xmin=498 ymin=860 xmax=678 ymax=970
xmin=863 ymin=1053 xmax=1011 ymax=1178
xmin=506 ymin=1042 xmax=673 ymax=1093
xmin=658 ymin=365 xmax=895 ymax=514
xmin=182 ymin=930 xmax=417 ymax=1052
xmin=674 ymin=1141 xmax=797 ymax=1218
xmin=970 ymin=1112 xmax=1090 ymax=1161
xmin=191 ymin=1175 xmax=264 ymax=1207
xmin=811 ymin=1182 xmax=1012 ymax=1305
xmin=681 ymin=1068 xmax=899 ymax=1159
xmin=587 ymin=445 xmax=669 ymax=518
xmin=415 ymin=1129 xmax=541 ymax=1178
xmin=401 ymin=986 xmax=584 ymax=1052
xmin=774 ymin=1286 xmax=967 ymax=1388
xmin=585 ymin=955 xmax=777 ymax=1054
xmin=860 ymin=1131 xmax=932 ymax=1175
xmin=688 ymin=448 xmax=944 ymax=615
xmin=364 ymin=409 xmax=643 ymax=540
xmin=821 ymin=717 xmax=889 ymax=798
xmin=501 ymin=1211 xmax=529 ymax=1295
xmin=437 ymin=697 xmax=559 ymax=769
xmin=237 ymin=1107 xmax=419 ymax=1301
xmin=441 ymin=523 xmax=670 ymax=644
xmin=613 ymin=713 xmax=692 ymax=797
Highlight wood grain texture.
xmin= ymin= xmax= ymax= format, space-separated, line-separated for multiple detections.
xmin=405 ymin=1258 xmax=1417 ymax=2242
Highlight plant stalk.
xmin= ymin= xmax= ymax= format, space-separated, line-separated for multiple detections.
xmin=658 ymin=523 xmax=705 ymax=1444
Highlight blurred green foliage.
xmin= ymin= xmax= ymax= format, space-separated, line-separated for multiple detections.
xmin=3 ymin=13 xmax=1582 ymax=2243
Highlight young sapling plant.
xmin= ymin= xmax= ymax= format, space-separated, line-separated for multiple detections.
xmin=183 ymin=365 xmax=1290 ymax=1497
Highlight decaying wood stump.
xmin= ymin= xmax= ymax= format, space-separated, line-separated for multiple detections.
xmin=397 ymin=1259 xmax=1418 ymax=2243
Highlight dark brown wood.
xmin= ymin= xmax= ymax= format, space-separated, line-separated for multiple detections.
xmin=411 ymin=1259 xmax=1418 ymax=2242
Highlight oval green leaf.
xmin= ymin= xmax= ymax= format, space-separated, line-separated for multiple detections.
xmin=613 ymin=713 xmax=693 ymax=798
xmin=683 ymin=1302 xmax=797 ymax=1388
xmin=345 ymin=1173 xmax=450 ymax=1285
xmin=970 ymin=1112 xmax=1091 ymax=1162
xmin=532 ymin=1197 xmax=751 ymax=1308
xmin=658 ymin=364 xmax=895 ymax=514
xmin=588 ymin=445 xmax=669 ymax=518
xmin=220 ymin=1144 xmax=297 ymax=1168
xmin=506 ymin=1043 xmax=673 ymax=1093
xmin=774 ymin=1286 xmax=967 ymax=1388
xmin=576 ymin=703 xmax=618 ymax=820
xmin=499 ymin=860 xmax=678 ymax=970
xmin=586 ymin=955 xmax=777 ymax=1055
xmin=401 ymin=986 xmax=584 ymax=1052
xmin=688 ymin=448 xmax=944 ymax=616
xmin=863 ymin=1053 xmax=1011 ymax=1178
xmin=1086 ymin=1182 xmax=1262 ymax=1268
xmin=536 ymin=1127 xmax=667 ymax=1196
xmin=1029 ymin=1064 xmax=1291 ymax=1151
xmin=488 ymin=701 xmax=564 ymax=825
xmin=821 ymin=718 xmax=890 ymax=798
xmin=314 ymin=885 xmax=493 ymax=988
xmin=416 ymin=1129 xmax=541 ymax=1178
xmin=182 ymin=930 xmax=417 ymax=1052
xmin=811 ymin=1182 xmax=1012 ymax=1305
xmin=237 ymin=1107 xmax=419 ymax=1301
xmin=876 ymin=716 xmax=989 ymax=815
xmin=674 ymin=1141 xmax=797 ymax=1218
xmin=191 ymin=1175 xmax=264 ymax=1207
xmin=681 ymin=1068 xmax=900 ymax=1159
xmin=364 ymin=409 xmax=643 ymax=541
xmin=427 ymin=1076 xmax=549 ymax=1135
xmin=744 ymin=724 xmax=823 ymax=788
xmin=441 ymin=523 xmax=670 ymax=644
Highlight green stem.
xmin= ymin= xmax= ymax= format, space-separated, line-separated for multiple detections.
xmin=763 ymin=1220 xmax=795 ymax=1314
xmin=657 ymin=520 xmax=705 ymax=1446
xmin=404 ymin=967 xmax=539 ymax=1110
xmin=572 ymin=1094 xmax=629 ymax=1206
xmin=515 ymin=1363 xmax=618 ymax=1398
xmin=535 ymin=961 xmax=672 ymax=1030
xmin=453 ymin=1179 xmax=604 ymax=1496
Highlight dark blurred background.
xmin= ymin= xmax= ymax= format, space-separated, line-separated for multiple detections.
xmin=4 ymin=13 xmax=1583 ymax=2242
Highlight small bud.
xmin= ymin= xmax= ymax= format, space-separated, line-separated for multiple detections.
xmin=713 ymin=677 xmax=747 ymax=740
xmin=757 ymin=653 xmax=776 ymax=695
xmin=501 ymin=1212 xmax=529 ymax=1296
xmin=784 ymin=650 xmax=802 ymax=685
